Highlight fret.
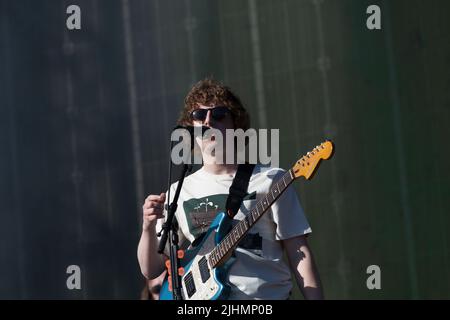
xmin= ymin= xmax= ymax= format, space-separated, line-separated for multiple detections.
xmin=213 ymin=250 xmax=218 ymax=264
xmin=258 ymin=201 xmax=264 ymax=214
xmin=251 ymin=210 xmax=257 ymax=222
xmin=274 ymin=182 xmax=280 ymax=194
xmin=251 ymin=210 xmax=257 ymax=223
xmin=235 ymin=223 xmax=240 ymax=238
xmin=229 ymin=234 xmax=233 ymax=248
xmin=225 ymin=237 xmax=230 ymax=251
xmin=246 ymin=215 xmax=251 ymax=229
xmin=262 ymin=196 xmax=268 ymax=208
xmin=265 ymin=192 xmax=271 ymax=203
xmin=241 ymin=220 xmax=246 ymax=233
xmin=282 ymin=174 xmax=287 ymax=187
xmin=267 ymin=191 xmax=274 ymax=202
xmin=242 ymin=217 xmax=248 ymax=230
xmin=289 ymin=169 xmax=294 ymax=180
xmin=248 ymin=211 xmax=254 ymax=224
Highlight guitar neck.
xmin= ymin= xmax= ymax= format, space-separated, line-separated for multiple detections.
xmin=209 ymin=169 xmax=295 ymax=268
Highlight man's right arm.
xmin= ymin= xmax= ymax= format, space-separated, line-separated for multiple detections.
xmin=137 ymin=193 xmax=167 ymax=279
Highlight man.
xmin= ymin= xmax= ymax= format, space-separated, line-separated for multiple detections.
xmin=137 ymin=78 xmax=323 ymax=300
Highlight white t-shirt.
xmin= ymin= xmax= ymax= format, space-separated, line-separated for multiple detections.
xmin=156 ymin=164 xmax=312 ymax=300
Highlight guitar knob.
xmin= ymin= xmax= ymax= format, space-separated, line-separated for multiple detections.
xmin=177 ymin=250 xmax=185 ymax=259
xmin=165 ymin=260 xmax=171 ymax=275
xmin=178 ymin=267 xmax=185 ymax=276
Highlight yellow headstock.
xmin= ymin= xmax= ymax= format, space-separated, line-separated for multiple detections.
xmin=292 ymin=140 xmax=334 ymax=180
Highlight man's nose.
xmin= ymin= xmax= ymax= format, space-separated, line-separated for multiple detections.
xmin=203 ymin=110 xmax=213 ymax=126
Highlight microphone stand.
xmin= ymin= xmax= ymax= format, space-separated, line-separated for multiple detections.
xmin=157 ymin=131 xmax=193 ymax=300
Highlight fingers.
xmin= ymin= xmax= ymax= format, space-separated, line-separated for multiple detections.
xmin=143 ymin=201 xmax=164 ymax=210
xmin=142 ymin=193 xmax=166 ymax=222
xmin=143 ymin=206 xmax=164 ymax=216
xmin=146 ymin=193 xmax=166 ymax=202
xmin=144 ymin=193 xmax=166 ymax=208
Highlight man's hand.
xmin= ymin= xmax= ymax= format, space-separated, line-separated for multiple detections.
xmin=142 ymin=193 xmax=166 ymax=231
xmin=138 ymin=192 xmax=167 ymax=279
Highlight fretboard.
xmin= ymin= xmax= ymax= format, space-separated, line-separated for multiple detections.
xmin=209 ymin=169 xmax=295 ymax=267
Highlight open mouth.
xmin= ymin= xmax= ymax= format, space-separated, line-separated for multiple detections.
xmin=202 ymin=129 xmax=215 ymax=141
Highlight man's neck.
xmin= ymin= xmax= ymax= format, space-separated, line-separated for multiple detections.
xmin=202 ymin=163 xmax=238 ymax=175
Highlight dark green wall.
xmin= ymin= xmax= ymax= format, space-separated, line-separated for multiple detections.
xmin=0 ymin=0 xmax=449 ymax=299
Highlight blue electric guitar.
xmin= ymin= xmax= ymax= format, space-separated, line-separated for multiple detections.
xmin=159 ymin=140 xmax=334 ymax=300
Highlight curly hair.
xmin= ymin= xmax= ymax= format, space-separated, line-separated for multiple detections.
xmin=178 ymin=78 xmax=250 ymax=130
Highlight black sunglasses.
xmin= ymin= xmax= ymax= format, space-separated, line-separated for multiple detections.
xmin=191 ymin=106 xmax=230 ymax=122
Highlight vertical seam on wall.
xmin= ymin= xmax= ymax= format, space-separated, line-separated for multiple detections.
xmin=184 ymin=0 xmax=197 ymax=83
xmin=312 ymin=0 xmax=349 ymax=298
xmin=383 ymin=0 xmax=419 ymax=299
xmin=121 ymin=0 xmax=144 ymax=225
xmin=248 ymin=0 xmax=268 ymax=128
xmin=3 ymin=6 xmax=27 ymax=298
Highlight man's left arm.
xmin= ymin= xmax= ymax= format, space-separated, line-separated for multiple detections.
xmin=283 ymin=234 xmax=324 ymax=300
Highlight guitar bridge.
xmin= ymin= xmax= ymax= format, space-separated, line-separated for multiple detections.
xmin=199 ymin=256 xmax=211 ymax=283
xmin=184 ymin=271 xmax=196 ymax=298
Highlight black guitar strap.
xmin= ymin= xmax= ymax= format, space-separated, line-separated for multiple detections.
xmin=225 ymin=163 xmax=255 ymax=218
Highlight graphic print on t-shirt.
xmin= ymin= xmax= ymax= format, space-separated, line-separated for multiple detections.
xmin=183 ymin=192 xmax=256 ymax=239
xmin=183 ymin=194 xmax=227 ymax=239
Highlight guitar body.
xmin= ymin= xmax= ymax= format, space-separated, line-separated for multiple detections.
xmin=159 ymin=212 xmax=235 ymax=300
